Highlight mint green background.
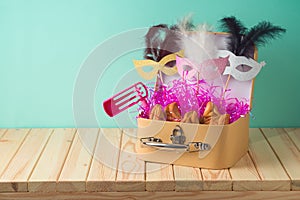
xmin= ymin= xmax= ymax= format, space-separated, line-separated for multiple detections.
xmin=0 ymin=0 xmax=299 ymax=128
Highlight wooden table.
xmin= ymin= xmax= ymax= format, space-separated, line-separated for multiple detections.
xmin=0 ymin=128 xmax=299 ymax=200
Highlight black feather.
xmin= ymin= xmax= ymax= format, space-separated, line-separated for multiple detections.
xmin=219 ymin=16 xmax=247 ymax=54
xmin=238 ymin=21 xmax=286 ymax=56
xmin=144 ymin=24 xmax=181 ymax=65
xmin=144 ymin=24 xmax=168 ymax=61
xmin=159 ymin=25 xmax=182 ymax=60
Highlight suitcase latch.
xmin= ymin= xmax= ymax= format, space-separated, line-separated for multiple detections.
xmin=170 ymin=125 xmax=186 ymax=144
xmin=140 ymin=125 xmax=210 ymax=152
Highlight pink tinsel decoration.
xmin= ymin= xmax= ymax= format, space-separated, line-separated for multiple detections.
xmin=138 ymin=79 xmax=250 ymax=124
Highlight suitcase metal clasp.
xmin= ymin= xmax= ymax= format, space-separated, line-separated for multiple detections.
xmin=140 ymin=125 xmax=210 ymax=152
xmin=170 ymin=125 xmax=186 ymax=144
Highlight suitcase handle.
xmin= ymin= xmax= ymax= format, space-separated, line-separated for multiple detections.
xmin=140 ymin=137 xmax=210 ymax=152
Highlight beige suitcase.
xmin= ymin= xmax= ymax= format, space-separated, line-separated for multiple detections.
xmin=136 ymin=33 xmax=256 ymax=169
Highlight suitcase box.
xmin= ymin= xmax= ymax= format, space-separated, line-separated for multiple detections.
xmin=135 ymin=33 xmax=256 ymax=169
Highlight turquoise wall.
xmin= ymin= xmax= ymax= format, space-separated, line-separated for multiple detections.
xmin=0 ymin=0 xmax=299 ymax=128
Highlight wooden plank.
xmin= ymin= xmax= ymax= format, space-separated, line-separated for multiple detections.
xmin=0 ymin=129 xmax=7 ymax=139
xmin=115 ymin=129 xmax=145 ymax=191
xmin=2 ymin=191 xmax=300 ymax=200
xmin=28 ymin=128 xmax=76 ymax=192
xmin=249 ymin=128 xmax=291 ymax=191
xmin=201 ymin=169 xmax=232 ymax=191
xmin=262 ymin=128 xmax=300 ymax=190
xmin=285 ymin=128 xmax=300 ymax=151
xmin=57 ymin=128 xmax=98 ymax=192
xmin=0 ymin=129 xmax=29 ymax=177
xmin=229 ymin=152 xmax=261 ymax=191
xmin=86 ymin=128 xmax=122 ymax=192
xmin=146 ymin=162 xmax=174 ymax=191
xmin=0 ymin=129 xmax=52 ymax=192
xmin=173 ymin=165 xmax=202 ymax=191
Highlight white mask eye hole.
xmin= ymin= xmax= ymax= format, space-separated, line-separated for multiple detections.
xmin=236 ymin=64 xmax=253 ymax=72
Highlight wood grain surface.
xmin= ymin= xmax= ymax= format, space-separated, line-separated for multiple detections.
xmin=0 ymin=128 xmax=299 ymax=198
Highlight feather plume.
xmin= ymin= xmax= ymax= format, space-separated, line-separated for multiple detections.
xmin=176 ymin=14 xmax=195 ymax=32
xmin=237 ymin=21 xmax=286 ymax=56
xmin=177 ymin=16 xmax=218 ymax=64
xmin=144 ymin=24 xmax=181 ymax=63
xmin=219 ymin=16 xmax=247 ymax=54
xmin=159 ymin=25 xmax=182 ymax=60
xmin=144 ymin=24 xmax=168 ymax=61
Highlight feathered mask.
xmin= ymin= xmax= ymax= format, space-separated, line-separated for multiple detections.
xmin=216 ymin=16 xmax=286 ymax=81
xmin=142 ymin=17 xmax=220 ymax=83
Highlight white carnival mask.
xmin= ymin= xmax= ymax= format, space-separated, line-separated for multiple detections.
xmin=217 ymin=50 xmax=266 ymax=81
